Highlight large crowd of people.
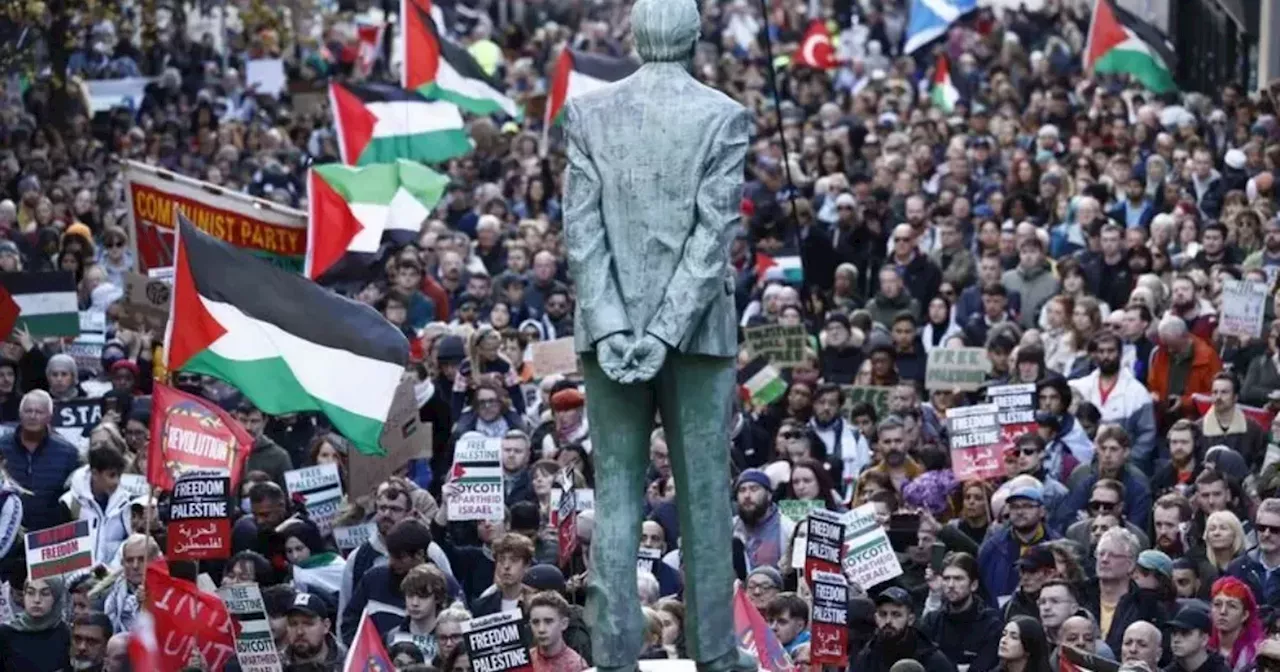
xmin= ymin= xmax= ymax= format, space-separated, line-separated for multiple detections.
xmin=2 ymin=0 xmax=1280 ymax=671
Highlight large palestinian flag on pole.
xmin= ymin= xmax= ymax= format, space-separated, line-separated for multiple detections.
xmin=165 ymin=209 xmax=409 ymax=454
xmin=545 ymin=48 xmax=638 ymax=126
xmin=401 ymin=0 xmax=521 ymax=119
xmin=330 ymin=82 xmax=472 ymax=166
xmin=1084 ymin=0 xmax=1177 ymax=94
xmin=305 ymin=160 xmax=449 ymax=280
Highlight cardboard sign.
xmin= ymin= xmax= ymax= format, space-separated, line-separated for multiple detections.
xmin=636 ymin=546 xmax=662 ymax=575
xmin=447 ymin=433 xmax=504 ymax=521
xmin=1220 ymin=279 xmax=1269 ymax=338
xmin=148 ymin=383 xmax=251 ymax=492
xmin=284 ymin=464 xmax=343 ymax=535
xmin=53 ymin=399 xmax=102 ymax=452
xmin=68 ymin=311 xmax=106 ymax=375
xmin=777 ymin=499 xmax=824 ymax=523
xmin=333 ymin=522 xmax=377 ymax=552
xmin=809 ymin=570 xmax=849 ymax=666
xmin=217 ymin=584 xmax=283 ymax=672
xmin=804 ymin=508 xmax=845 ymax=583
xmin=948 ymin=404 xmax=1006 ymax=481
xmin=349 ymin=380 xmax=430 ymax=500
xmin=26 ymin=520 xmax=96 ymax=580
xmin=925 ymin=347 xmax=990 ymax=391
xmin=119 ymin=474 xmax=149 ymax=500
xmin=744 ymin=324 xmax=809 ymax=368
xmin=840 ymin=385 xmax=892 ymax=420
xmin=167 ymin=470 xmax=232 ymax=560
xmin=841 ymin=503 xmax=902 ymax=590
xmin=530 ymin=337 xmax=578 ymax=378
xmin=462 ymin=611 xmax=534 ymax=672
xmin=115 ymin=272 xmax=172 ymax=333
xmin=987 ymin=383 xmax=1038 ymax=458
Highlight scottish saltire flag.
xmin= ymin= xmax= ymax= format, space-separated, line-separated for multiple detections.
xmin=904 ymin=0 xmax=978 ymax=54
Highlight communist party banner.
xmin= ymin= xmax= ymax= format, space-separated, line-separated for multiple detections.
xmin=148 ymin=383 xmax=251 ymax=492
xmin=123 ymin=160 xmax=307 ymax=273
xmin=145 ymin=561 xmax=238 ymax=671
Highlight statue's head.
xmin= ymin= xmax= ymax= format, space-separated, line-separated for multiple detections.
xmin=631 ymin=0 xmax=700 ymax=63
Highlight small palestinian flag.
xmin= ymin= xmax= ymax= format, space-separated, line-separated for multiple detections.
xmin=930 ymin=54 xmax=960 ymax=114
xmin=756 ymin=254 xmax=804 ymax=284
xmin=355 ymin=22 xmax=385 ymax=79
xmin=792 ymin=20 xmax=837 ymax=70
xmin=330 ymin=82 xmax=472 ymax=166
xmin=306 ymin=160 xmax=449 ymax=280
xmin=1084 ymin=0 xmax=1176 ymax=94
xmin=739 ymin=357 xmax=786 ymax=407
xmin=0 ymin=271 xmax=78 ymax=337
xmin=401 ymin=0 xmax=521 ymax=119
xmin=545 ymin=48 xmax=639 ymax=126
xmin=165 ymin=209 xmax=409 ymax=454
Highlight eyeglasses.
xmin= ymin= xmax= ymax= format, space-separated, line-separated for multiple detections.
xmin=106 ymin=240 xmax=125 ymax=248
xmin=1088 ymin=500 xmax=1118 ymax=512
xmin=893 ymin=237 xmax=912 ymax=243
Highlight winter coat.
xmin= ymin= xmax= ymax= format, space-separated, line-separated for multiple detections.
xmin=977 ymin=523 xmax=1061 ymax=606
xmin=865 ymin=291 xmax=920 ymax=330
xmin=1149 ymin=337 xmax=1223 ymax=420
xmin=918 ymin=599 xmax=1003 ymax=672
xmin=0 ymin=621 xmax=71 ymax=672
xmin=849 ymin=630 xmax=958 ymax=672
xmin=1241 ymin=354 xmax=1280 ymax=408
xmin=0 ymin=430 xmax=80 ymax=532
xmin=342 ymin=565 xmax=465 ymax=645
xmin=1064 ymin=463 xmax=1154 ymax=532
xmin=898 ymin=253 xmax=944 ymax=310
xmin=1070 ymin=369 xmax=1158 ymax=469
xmin=1081 ymin=580 xmax=1169 ymax=654
xmin=243 ymin=434 xmax=293 ymax=489
xmin=58 ymin=465 xmax=131 ymax=566
xmin=1002 ymin=260 xmax=1060 ymax=329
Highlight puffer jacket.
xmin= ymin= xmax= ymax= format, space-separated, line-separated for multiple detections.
xmin=58 ymin=464 xmax=132 ymax=567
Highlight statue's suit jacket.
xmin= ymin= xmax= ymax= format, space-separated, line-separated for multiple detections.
xmin=563 ymin=62 xmax=751 ymax=358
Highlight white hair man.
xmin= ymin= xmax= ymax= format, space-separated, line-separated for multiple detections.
xmin=1 ymin=390 xmax=80 ymax=531
xmin=1151 ymin=313 xmax=1222 ymax=421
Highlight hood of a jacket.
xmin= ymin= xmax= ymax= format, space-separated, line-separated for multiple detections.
xmin=68 ymin=464 xmax=132 ymax=517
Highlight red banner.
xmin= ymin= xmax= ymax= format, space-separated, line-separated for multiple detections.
xmin=144 ymin=562 xmax=238 ymax=671
xmin=148 ymin=383 xmax=251 ymax=492
xmin=733 ymin=587 xmax=795 ymax=672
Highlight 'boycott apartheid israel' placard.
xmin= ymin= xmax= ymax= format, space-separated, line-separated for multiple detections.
xmin=925 ymin=347 xmax=990 ymax=391
xmin=987 ymin=383 xmax=1038 ymax=457
xmin=168 ymin=470 xmax=232 ymax=560
xmin=448 ymin=432 xmax=504 ymax=521
xmin=462 ymin=610 xmax=534 ymax=672
xmin=26 ymin=520 xmax=96 ymax=580
xmin=948 ymin=404 xmax=1005 ymax=481
xmin=841 ymin=503 xmax=902 ymax=590
xmin=217 ymin=583 xmax=282 ymax=672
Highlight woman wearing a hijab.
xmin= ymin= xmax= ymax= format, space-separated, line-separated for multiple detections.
xmin=281 ymin=517 xmax=346 ymax=604
xmin=0 ymin=575 xmax=72 ymax=671
xmin=998 ymin=616 xmax=1053 ymax=672
xmin=45 ymin=353 xmax=85 ymax=401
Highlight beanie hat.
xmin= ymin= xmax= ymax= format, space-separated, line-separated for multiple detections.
xmin=747 ymin=566 xmax=783 ymax=590
xmin=550 ymin=388 xmax=584 ymax=412
xmin=735 ymin=468 xmax=771 ymax=492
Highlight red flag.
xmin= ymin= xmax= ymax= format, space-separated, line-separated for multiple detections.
xmin=355 ymin=22 xmax=385 ymax=78
xmin=793 ymin=20 xmax=837 ymax=70
xmin=148 ymin=383 xmax=252 ymax=492
xmin=0 ymin=284 xmax=17 ymax=342
xmin=127 ymin=610 xmax=162 ymax=672
xmin=733 ymin=587 xmax=794 ymax=672
xmin=145 ymin=561 xmax=239 ymax=671
xmin=345 ymin=612 xmax=396 ymax=671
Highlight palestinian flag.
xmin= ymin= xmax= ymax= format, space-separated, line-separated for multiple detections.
xmin=756 ymin=254 xmax=804 ymax=284
xmin=739 ymin=357 xmax=786 ymax=407
xmin=1084 ymin=0 xmax=1177 ymax=94
xmin=930 ymin=54 xmax=960 ymax=114
xmin=0 ymin=271 xmax=78 ymax=337
xmin=165 ymin=210 xmax=409 ymax=454
xmin=306 ymin=160 xmax=449 ymax=280
xmin=330 ymin=82 xmax=472 ymax=166
xmin=401 ymin=0 xmax=521 ymax=119
xmin=546 ymin=48 xmax=639 ymax=125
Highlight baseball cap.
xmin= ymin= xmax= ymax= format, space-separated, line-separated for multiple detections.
xmin=873 ymin=586 xmax=913 ymax=610
xmin=1006 ymin=486 xmax=1044 ymax=505
xmin=286 ymin=592 xmax=326 ymax=618
xmin=1168 ymin=606 xmax=1212 ymax=633
xmin=1137 ymin=550 xmax=1173 ymax=578
xmin=523 ymin=564 xmax=567 ymax=593
xmin=1017 ymin=544 xmax=1056 ymax=572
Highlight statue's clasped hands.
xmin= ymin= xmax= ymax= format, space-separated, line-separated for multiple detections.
xmin=598 ymin=332 xmax=668 ymax=384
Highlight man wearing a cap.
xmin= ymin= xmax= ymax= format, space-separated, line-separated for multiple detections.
xmin=1166 ymin=606 xmax=1226 ymax=672
xmin=1004 ymin=543 xmax=1060 ymax=621
xmin=852 ymin=587 xmax=956 ymax=672
xmin=285 ymin=592 xmax=346 ymax=667
xmin=978 ymin=485 xmax=1059 ymax=607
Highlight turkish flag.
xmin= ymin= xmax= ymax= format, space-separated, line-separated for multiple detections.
xmin=793 ymin=20 xmax=837 ymax=70
xmin=144 ymin=561 xmax=239 ymax=671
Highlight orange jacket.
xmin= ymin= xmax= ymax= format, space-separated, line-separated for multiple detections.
xmin=1148 ymin=336 xmax=1222 ymax=418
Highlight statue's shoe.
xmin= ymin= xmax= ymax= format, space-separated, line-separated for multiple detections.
xmin=697 ymin=648 xmax=760 ymax=672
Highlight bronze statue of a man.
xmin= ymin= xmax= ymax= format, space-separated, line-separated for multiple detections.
xmin=561 ymin=0 xmax=755 ymax=670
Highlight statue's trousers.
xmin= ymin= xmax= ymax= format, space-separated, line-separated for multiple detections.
xmin=581 ymin=350 xmax=738 ymax=670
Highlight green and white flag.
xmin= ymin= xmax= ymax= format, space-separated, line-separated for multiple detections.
xmin=1 ymin=271 xmax=79 ymax=337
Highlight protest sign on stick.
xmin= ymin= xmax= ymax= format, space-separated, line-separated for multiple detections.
xmin=167 ymin=469 xmax=232 ymax=560
xmin=284 ymin=464 xmax=343 ymax=535
xmin=925 ymin=347 xmax=990 ymax=391
xmin=217 ymin=583 xmax=282 ymax=672
xmin=447 ymin=432 xmax=504 ymax=521
xmin=809 ymin=570 xmax=849 ymax=666
xmin=948 ymin=403 xmax=1006 ymax=481
xmin=804 ymin=508 xmax=845 ymax=583
xmin=987 ymin=383 xmax=1038 ymax=457
xmin=1220 ymin=279 xmax=1268 ymax=338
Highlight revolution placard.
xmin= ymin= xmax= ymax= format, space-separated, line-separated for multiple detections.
xmin=448 ymin=432 xmax=504 ymax=521
xmin=168 ymin=470 xmax=232 ymax=560
xmin=462 ymin=610 xmax=534 ymax=672
xmin=148 ymin=383 xmax=251 ymax=492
